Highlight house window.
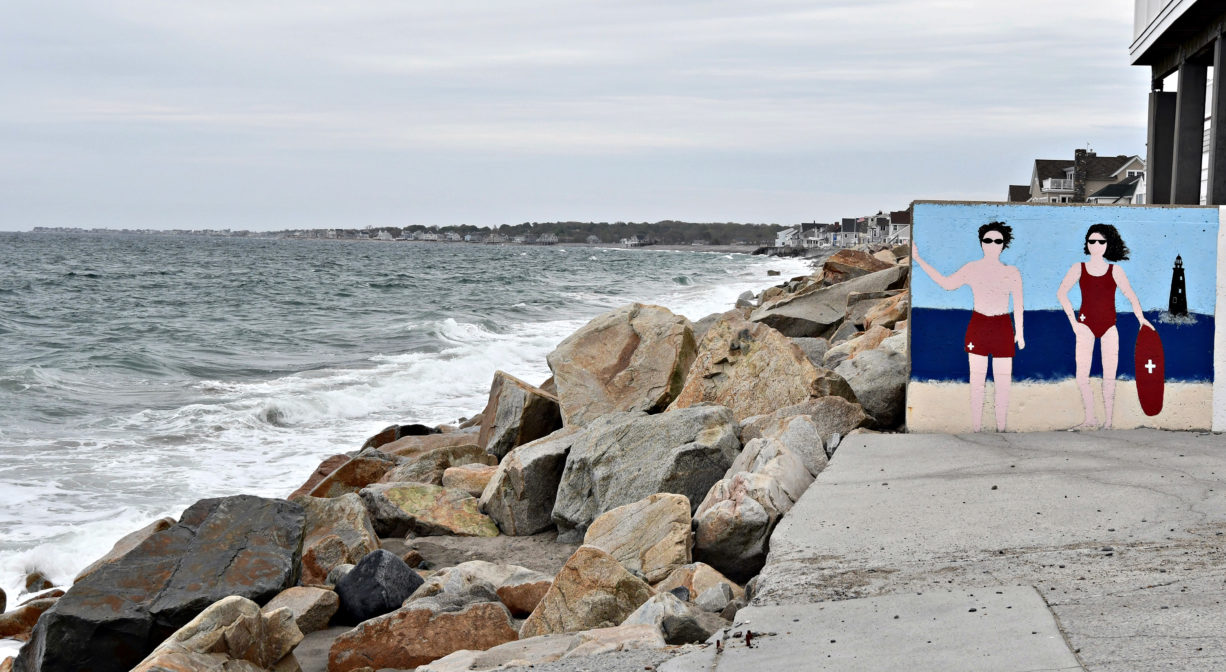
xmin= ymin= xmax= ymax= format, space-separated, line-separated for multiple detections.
xmin=1126 ymin=170 xmax=1144 ymax=178
xmin=1059 ymin=196 xmax=1071 ymax=203
xmin=1050 ymin=197 xmax=1058 ymax=203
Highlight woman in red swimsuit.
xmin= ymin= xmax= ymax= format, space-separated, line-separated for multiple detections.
xmin=1056 ymin=224 xmax=1153 ymax=429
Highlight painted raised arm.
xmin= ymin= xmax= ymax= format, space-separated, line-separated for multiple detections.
xmin=1113 ymin=265 xmax=1154 ymax=331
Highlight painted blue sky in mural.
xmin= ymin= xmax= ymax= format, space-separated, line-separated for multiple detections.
xmin=911 ymin=202 xmax=1218 ymax=314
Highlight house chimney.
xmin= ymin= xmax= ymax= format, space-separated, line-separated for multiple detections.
xmin=1073 ymin=148 xmax=1093 ymax=202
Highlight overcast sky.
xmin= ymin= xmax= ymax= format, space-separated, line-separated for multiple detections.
xmin=0 ymin=0 xmax=1148 ymax=231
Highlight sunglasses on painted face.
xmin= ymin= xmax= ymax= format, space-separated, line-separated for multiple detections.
xmin=1087 ymin=238 xmax=1107 ymax=245
xmin=980 ymin=237 xmax=1004 ymax=245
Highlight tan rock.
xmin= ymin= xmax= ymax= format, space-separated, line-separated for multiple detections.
xmin=0 ymin=597 xmax=57 ymax=641
xmin=740 ymin=396 xmax=869 ymax=447
xmin=863 ymin=291 xmax=910 ymax=330
xmin=360 ymin=482 xmax=499 ymax=537
xmin=692 ymin=472 xmax=792 ymax=581
xmin=730 ymin=438 xmax=817 ymax=501
xmin=289 ymin=454 xmax=350 ymax=500
xmin=442 ymin=463 xmax=498 ymax=497
xmin=381 ymin=428 xmax=480 ymax=458
xmin=845 ymin=289 xmax=904 ymax=329
xmin=583 ymin=493 xmax=691 ymax=583
xmin=477 ymin=371 xmax=563 ymax=459
xmin=298 ymin=493 xmax=380 ymax=585
xmin=327 ymin=600 xmax=518 ymax=672
xmin=654 ymin=562 xmax=745 ymax=601
xmin=74 ymin=516 xmax=176 ymax=584
xmin=872 ymin=249 xmax=898 ymax=265
xmin=750 ymin=265 xmax=909 ymax=338
xmin=546 ymin=303 xmax=697 ymax=426
xmin=822 ymin=249 xmax=894 ymax=284
xmin=262 ymin=586 xmax=339 ymax=635
xmin=668 ymin=310 xmax=854 ymax=421
xmin=379 ymin=444 xmax=495 ymax=486
xmin=519 ymin=546 xmax=655 ymax=638
xmin=824 ymin=324 xmax=894 ymax=368
xmin=132 ymin=595 xmax=303 ymax=672
xmin=306 ymin=453 xmax=397 ymax=499
xmin=0 ymin=657 xmax=12 ymax=672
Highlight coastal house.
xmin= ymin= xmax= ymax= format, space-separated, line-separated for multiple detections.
xmin=621 ymin=235 xmax=646 ymax=247
xmin=1085 ymin=173 xmax=1146 ymax=204
xmin=775 ymin=227 xmax=801 ymax=248
xmin=375 ymin=230 xmax=394 ymax=241
xmin=444 ymin=232 xmax=462 ymax=242
xmin=586 ymin=235 xmax=602 ymax=244
xmin=889 ymin=210 xmax=911 ymax=239
xmin=420 ymin=232 xmax=440 ymax=242
xmin=485 ymin=233 xmax=508 ymax=244
xmin=1022 ymin=150 xmax=1145 ymax=203
xmin=535 ymin=233 xmax=559 ymax=245
xmin=887 ymin=225 xmax=911 ymax=245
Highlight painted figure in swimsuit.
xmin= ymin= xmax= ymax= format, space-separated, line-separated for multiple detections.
xmin=912 ymin=222 xmax=1025 ymax=431
xmin=1056 ymin=224 xmax=1154 ymax=429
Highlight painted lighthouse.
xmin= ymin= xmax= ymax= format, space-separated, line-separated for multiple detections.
xmin=1168 ymin=255 xmax=1187 ymax=316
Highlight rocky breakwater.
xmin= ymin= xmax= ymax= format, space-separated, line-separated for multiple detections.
xmin=5 ymin=244 xmax=911 ymax=672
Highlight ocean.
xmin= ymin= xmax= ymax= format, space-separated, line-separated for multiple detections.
xmin=0 ymin=232 xmax=808 ymax=648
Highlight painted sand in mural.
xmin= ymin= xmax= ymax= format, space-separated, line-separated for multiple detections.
xmin=908 ymin=202 xmax=1218 ymax=433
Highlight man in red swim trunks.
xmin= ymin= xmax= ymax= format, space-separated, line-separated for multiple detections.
xmin=913 ymin=223 xmax=1025 ymax=432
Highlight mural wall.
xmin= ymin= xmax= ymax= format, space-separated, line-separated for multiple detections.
xmin=907 ymin=201 xmax=1220 ymax=433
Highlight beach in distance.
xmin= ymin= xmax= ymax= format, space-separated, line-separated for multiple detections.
xmin=0 ymin=231 xmax=809 ymax=645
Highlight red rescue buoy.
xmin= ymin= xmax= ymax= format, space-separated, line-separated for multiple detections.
xmin=1134 ymin=325 xmax=1165 ymax=417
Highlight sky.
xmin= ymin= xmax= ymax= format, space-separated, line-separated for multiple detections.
xmin=0 ymin=0 xmax=1150 ymax=231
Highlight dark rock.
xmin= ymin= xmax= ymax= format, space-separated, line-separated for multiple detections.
xmin=13 ymin=495 xmax=304 ymax=672
xmin=22 ymin=572 xmax=52 ymax=595
xmin=766 ymin=269 xmax=782 ymax=276
xmin=362 ymin=424 xmax=438 ymax=451
xmin=480 ymin=427 xmax=579 ymax=536
xmin=326 ymin=563 xmax=355 ymax=588
xmin=735 ymin=291 xmax=756 ymax=308
xmin=790 ymin=337 xmax=830 ymax=368
xmin=668 ymin=587 xmax=691 ymax=602
xmin=1 ymin=587 xmax=5 ymax=613
xmin=0 ymin=598 xmax=57 ymax=641
xmin=721 ymin=597 xmax=747 ymax=621
xmin=334 ymin=550 xmax=424 ymax=626
xmin=834 ymin=348 xmax=908 ymax=429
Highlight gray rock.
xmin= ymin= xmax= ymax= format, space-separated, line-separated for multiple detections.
xmin=750 ymin=265 xmax=909 ymax=338
xmin=668 ymin=586 xmax=691 ymax=602
xmin=334 ymin=549 xmax=424 ymax=626
xmin=828 ymin=319 xmax=861 ymax=346
xmin=620 ymin=592 xmax=726 ymax=645
xmin=740 ymin=397 xmax=868 ymax=449
xmin=789 ymin=337 xmax=830 ymax=368
xmin=1 ymin=587 xmax=5 ymax=614
xmin=326 ymin=563 xmax=355 ymax=587
xmin=845 ymin=289 xmax=905 ymax=328
xmin=14 ymin=495 xmax=304 ymax=672
xmin=721 ymin=597 xmax=747 ymax=621
xmin=480 ymin=427 xmax=580 ymax=536
xmin=735 ymin=290 xmax=756 ymax=308
xmin=692 ymin=473 xmax=792 ymax=582
xmin=552 ymin=407 xmax=740 ymax=541
xmin=262 ymin=586 xmax=339 ymax=635
xmin=692 ymin=312 xmax=722 ymax=345
xmin=834 ymin=348 xmax=908 ymax=428
xmin=695 ymin=583 xmax=734 ymax=613
xmin=379 ymin=443 xmax=496 ymax=486
xmin=477 ymin=371 xmax=563 ymax=459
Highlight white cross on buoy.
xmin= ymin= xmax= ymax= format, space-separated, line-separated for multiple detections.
xmin=967 ymin=342 xmax=974 ymax=351
xmin=1079 ymin=314 xmax=1086 ymax=322
xmin=1145 ymin=359 xmax=1156 ymax=374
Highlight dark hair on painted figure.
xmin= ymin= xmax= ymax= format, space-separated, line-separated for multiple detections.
xmin=977 ymin=222 xmax=1013 ymax=250
xmin=1082 ymin=223 xmax=1130 ymax=261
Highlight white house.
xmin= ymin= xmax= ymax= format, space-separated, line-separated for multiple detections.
xmin=775 ymin=227 xmax=801 ymax=248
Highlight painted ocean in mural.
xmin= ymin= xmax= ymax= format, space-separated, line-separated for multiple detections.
xmin=908 ymin=202 xmax=1219 ymax=433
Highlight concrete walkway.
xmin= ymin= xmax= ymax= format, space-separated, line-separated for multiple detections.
xmin=738 ymin=430 xmax=1226 ymax=671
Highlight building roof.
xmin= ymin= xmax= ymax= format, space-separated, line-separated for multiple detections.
xmin=1034 ymin=154 xmax=1137 ymax=182
xmin=889 ymin=210 xmax=911 ymax=225
xmin=1008 ymin=185 xmax=1031 ymax=202
xmin=1087 ymin=174 xmax=1142 ymax=200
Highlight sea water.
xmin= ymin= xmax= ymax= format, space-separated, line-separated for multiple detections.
xmin=0 ymin=233 xmax=807 ymax=647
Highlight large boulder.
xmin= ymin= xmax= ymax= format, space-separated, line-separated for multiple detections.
xmin=740 ymin=396 xmax=869 ymax=447
xmin=14 ymin=495 xmax=304 ymax=672
xmin=583 ymin=493 xmax=691 ymax=584
xmin=288 ymin=454 xmax=350 ymax=500
xmin=862 ymin=292 xmax=910 ymax=330
xmin=407 ymin=560 xmax=553 ymax=617
xmin=361 ymin=423 xmax=438 ymax=451
xmin=297 ymin=493 xmax=380 ymax=586
xmin=305 ymin=451 xmax=399 ymax=499
xmin=834 ymin=347 xmax=909 ymax=428
xmin=546 ymin=303 xmax=697 ymax=426
xmin=262 ymin=586 xmax=339 ymax=635
xmin=519 ymin=546 xmax=655 ymax=638
xmin=821 ymin=249 xmax=895 ymax=285
xmin=552 ymin=407 xmax=739 ymax=541
xmin=328 ymin=597 xmax=518 ymax=672
xmin=654 ymin=562 xmax=744 ymax=602
xmin=360 ymin=482 xmax=499 ymax=537
xmin=130 ymin=596 xmax=302 ymax=672
xmin=380 ymin=428 xmax=480 ymax=459
xmin=442 ymin=463 xmax=498 ymax=497
xmin=334 ymin=549 xmax=424 ymax=626
xmin=379 ymin=443 xmax=496 ymax=486
xmin=419 ymin=624 xmax=665 ymax=672
xmin=790 ymin=336 xmax=830 ymax=369
xmin=668 ymin=311 xmax=854 ymax=421
xmin=74 ymin=517 xmax=177 ymax=584
xmin=729 ymin=438 xmax=817 ymax=502
xmin=824 ymin=324 xmax=893 ymax=369
xmin=845 ymin=290 xmax=904 ymax=329
xmin=692 ymin=473 xmax=792 ymax=582
xmin=0 ymin=598 xmax=57 ymax=642
xmin=478 ymin=371 xmax=563 ymax=459
xmin=620 ymin=591 xmax=725 ymax=645
xmin=480 ymin=428 xmax=579 ymax=536
xmin=749 ymin=265 xmax=909 ymax=338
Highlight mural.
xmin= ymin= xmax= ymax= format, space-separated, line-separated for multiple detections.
xmin=908 ymin=202 xmax=1219 ymax=433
